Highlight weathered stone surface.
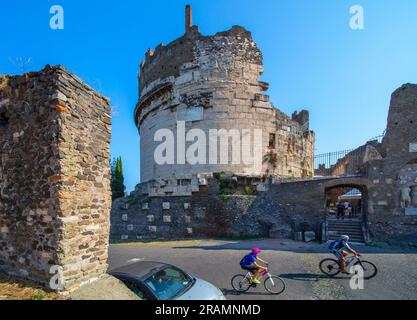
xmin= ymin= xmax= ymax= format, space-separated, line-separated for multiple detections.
xmin=304 ymin=231 xmax=316 ymax=242
xmin=111 ymin=176 xmax=324 ymax=241
xmin=0 ymin=65 xmax=111 ymax=292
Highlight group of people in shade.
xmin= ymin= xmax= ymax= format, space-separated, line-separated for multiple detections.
xmin=335 ymin=201 xmax=356 ymax=219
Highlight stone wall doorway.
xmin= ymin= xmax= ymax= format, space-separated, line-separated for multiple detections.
xmin=324 ymin=183 xmax=369 ymax=243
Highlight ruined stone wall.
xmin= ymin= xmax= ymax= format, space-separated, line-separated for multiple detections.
xmin=111 ymin=178 xmax=270 ymax=241
xmin=381 ymin=84 xmax=417 ymax=161
xmin=364 ymin=84 xmax=417 ymax=244
xmin=135 ymin=26 xmax=314 ymax=186
xmin=110 ymin=178 xmax=327 ymax=242
xmin=0 ymin=65 xmax=111 ymax=291
xmin=110 ymin=187 xmax=287 ymax=242
xmin=364 ymin=160 xmax=417 ymax=244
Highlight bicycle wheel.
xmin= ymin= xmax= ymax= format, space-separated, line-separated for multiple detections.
xmin=319 ymin=258 xmax=341 ymax=276
xmin=231 ymin=274 xmax=251 ymax=292
xmin=353 ymin=260 xmax=378 ymax=280
xmin=264 ymin=276 xmax=286 ymax=295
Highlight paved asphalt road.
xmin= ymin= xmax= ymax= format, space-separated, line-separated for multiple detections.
xmin=108 ymin=239 xmax=417 ymax=300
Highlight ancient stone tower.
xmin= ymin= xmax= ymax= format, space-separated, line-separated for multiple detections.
xmin=134 ymin=6 xmax=315 ymax=192
xmin=0 ymin=65 xmax=111 ymax=291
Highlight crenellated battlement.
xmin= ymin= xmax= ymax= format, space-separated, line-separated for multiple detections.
xmin=138 ymin=16 xmax=259 ymax=95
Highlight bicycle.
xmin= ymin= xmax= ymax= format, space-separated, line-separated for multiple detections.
xmin=319 ymin=254 xmax=378 ymax=280
xmin=231 ymin=265 xmax=286 ymax=295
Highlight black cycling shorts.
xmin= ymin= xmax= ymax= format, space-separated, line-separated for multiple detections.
xmin=241 ymin=265 xmax=260 ymax=274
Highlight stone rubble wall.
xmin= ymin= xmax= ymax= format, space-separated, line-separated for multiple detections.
xmin=0 ymin=67 xmax=61 ymax=283
xmin=110 ymin=178 xmax=325 ymax=242
xmin=135 ymin=26 xmax=315 ymax=186
xmin=0 ymin=65 xmax=111 ymax=291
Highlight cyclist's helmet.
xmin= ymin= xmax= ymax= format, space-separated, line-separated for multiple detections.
xmin=341 ymin=235 xmax=350 ymax=242
xmin=252 ymin=247 xmax=261 ymax=255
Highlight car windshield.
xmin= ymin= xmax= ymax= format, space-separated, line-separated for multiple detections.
xmin=144 ymin=267 xmax=193 ymax=300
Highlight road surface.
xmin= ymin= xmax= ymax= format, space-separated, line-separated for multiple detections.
xmin=108 ymin=239 xmax=417 ymax=300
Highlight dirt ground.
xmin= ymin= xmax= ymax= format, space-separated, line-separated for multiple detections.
xmin=0 ymin=273 xmax=63 ymax=300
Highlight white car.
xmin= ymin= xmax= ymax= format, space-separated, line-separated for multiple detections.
xmin=109 ymin=261 xmax=226 ymax=300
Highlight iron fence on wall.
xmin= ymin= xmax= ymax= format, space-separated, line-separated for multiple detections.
xmin=314 ymin=134 xmax=384 ymax=172
xmin=314 ymin=149 xmax=353 ymax=170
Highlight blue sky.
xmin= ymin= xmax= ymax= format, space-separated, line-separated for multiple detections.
xmin=1 ymin=0 xmax=417 ymax=192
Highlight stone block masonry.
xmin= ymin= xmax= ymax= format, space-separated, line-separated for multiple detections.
xmin=0 ymin=65 xmax=111 ymax=292
xmin=110 ymin=177 xmax=325 ymax=242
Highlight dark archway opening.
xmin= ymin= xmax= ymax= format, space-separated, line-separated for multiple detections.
xmin=0 ymin=113 xmax=9 ymax=128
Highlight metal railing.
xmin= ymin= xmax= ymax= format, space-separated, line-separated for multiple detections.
xmin=314 ymin=134 xmax=384 ymax=173
xmin=314 ymin=149 xmax=354 ymax=170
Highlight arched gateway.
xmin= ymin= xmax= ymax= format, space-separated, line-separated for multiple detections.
xmin=321 ymin=177 xmax=373 ymax=243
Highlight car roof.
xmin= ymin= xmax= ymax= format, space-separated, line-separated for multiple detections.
xmin=108 ymin=261 xmax=172 ymax=280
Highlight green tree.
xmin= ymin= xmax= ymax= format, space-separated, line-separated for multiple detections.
xmin=111 ymin=157 xmax=126 ymax=200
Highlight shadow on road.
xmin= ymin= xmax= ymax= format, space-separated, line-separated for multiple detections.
xmin=279 ymin=273 xmax=347 ymax=282
xmin=220 ymin=288 xmax=282 ymax=297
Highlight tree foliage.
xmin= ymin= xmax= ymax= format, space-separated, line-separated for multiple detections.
xmin=111 ymin=157 xmax=125 ymax=200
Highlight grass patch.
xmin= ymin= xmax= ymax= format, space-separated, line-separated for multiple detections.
xmin=243 ymin=186 xmax=256 ymax=196
xmin=220 ymin=194 xmax=230 ymax=201
xmin=31 ymin=290 xmax=47 ymax=300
